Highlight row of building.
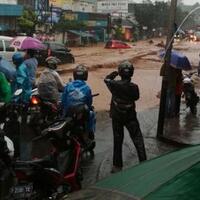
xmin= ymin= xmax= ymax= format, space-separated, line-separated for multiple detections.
xmin=0 ymin=0 xmax=143 ymax=42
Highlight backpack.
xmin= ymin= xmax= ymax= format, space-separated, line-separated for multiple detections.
xmin=67 ymin=85 xmax=87 ymax=107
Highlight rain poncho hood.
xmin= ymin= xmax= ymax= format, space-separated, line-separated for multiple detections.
xmin=12 ymin=63 xmax=32 ymax=103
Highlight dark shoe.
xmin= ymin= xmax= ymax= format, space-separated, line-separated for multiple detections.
xmin=110 ymin=166 xmax=122 ymax=173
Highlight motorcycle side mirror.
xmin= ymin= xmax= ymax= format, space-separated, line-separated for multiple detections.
xmin=14 ymin=89 xmax=23 ymax=96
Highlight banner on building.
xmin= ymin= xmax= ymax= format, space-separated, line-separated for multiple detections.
xmin=97 ymin=0 xmax=128 ymax=14
xmin=49 ymin=0 xmax=73 ymax=10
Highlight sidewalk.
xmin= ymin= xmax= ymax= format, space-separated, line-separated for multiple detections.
xmin=138 ymin=102 xmax=200 ymax=146
xmin=163 ymin=103 xmax=200 ymax=145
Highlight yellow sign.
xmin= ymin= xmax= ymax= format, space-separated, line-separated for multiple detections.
xmin=49 ymin=0 xmax=73 ymax=9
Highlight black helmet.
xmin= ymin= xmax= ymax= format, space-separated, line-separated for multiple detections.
xmin=45 ymin=56 xmax=60 ymax=70
xmin=118 ymin=60 xmax=134 ymax=79
xmin=73 ymin=64 xmax=88 ymax=81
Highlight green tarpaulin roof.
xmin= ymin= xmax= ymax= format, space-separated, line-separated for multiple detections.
xmin=95 ymin=145 xmax=200 ymax=200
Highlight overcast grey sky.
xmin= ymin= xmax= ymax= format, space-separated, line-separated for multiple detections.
xmin=182 ymin=0 xmax=200 ymax=5
xmin=151 ymin=0 xmax=200 ymax=5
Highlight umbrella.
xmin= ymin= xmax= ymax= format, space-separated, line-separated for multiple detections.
xmin=0 ymin=56 xmax=16 ymax=81
xmin=159 ymin=50 xmax=192 ymax=70
xmin=10 ymin=36 xmax=45 ymax=50
xmin=75 ymin=145 xmax=200 ymax=200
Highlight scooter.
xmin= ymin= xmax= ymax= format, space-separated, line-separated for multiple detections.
xmin=67 ymin=93 xmax=99 ymax=157
xmin=28 ymin=88 xmax=61 ymax=135
xmin=8 ymin=118 xmax=82 ymax=199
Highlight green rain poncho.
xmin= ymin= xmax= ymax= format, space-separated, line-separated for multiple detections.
xmin=0 ymin=72 xmax=11 ymax=103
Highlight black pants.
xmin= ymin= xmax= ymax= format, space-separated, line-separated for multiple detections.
xmin=112 ymin=117 xmax=147 ymax=168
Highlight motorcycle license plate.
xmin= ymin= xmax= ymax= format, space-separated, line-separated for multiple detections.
xmin=10 ymin=183 xmax=33 ymax=198
xmin=30 ymin=106 xmax=40 ymax=112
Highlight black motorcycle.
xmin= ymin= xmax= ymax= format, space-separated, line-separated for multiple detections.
xmin=5 ymin=118 xmax=82 ymax=200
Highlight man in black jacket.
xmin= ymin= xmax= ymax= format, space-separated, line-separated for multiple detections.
xmin=104 ymin=60 xmax=147 ymax=173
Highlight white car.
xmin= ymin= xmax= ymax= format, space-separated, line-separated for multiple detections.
xmin=0 ymin=36 xmax=18 ymax=61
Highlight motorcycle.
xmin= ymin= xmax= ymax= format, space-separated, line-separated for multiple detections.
xmin=28 ymin=88 xmax=61 ymax=135
xmin=7 ymin=118 xmax=82 ymax=199
xmin=67 ymin=93 xmax=99 ymax=157
xmin=183 ymin=73 xmax=199 ymax=114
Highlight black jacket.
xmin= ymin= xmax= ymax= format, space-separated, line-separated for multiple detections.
xmin=104 ymin=71 xmax=139 ymax=119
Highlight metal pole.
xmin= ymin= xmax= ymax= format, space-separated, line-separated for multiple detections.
xmin=51 ymin=3 xmax=53 ymax=29
xmin=157 ymin=0 xmax=177 ymax=138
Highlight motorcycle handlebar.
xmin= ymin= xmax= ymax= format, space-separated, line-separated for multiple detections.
xmin=92 ymin=93 xmax=99 ymax=97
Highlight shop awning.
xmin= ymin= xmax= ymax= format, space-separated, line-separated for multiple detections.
xmin=68 ymin=30 xmax=95 ymax=38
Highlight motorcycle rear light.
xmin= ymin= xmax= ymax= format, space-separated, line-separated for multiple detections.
xmin=31 ymin=96 xmax=40 ymax=105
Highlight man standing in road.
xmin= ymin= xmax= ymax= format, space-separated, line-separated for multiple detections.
xmin=104 ymin=60 xmax=147 ymax=173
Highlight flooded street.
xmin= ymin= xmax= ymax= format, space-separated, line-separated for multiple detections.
xmin=49 ymin=39 xmax=200 ymax=189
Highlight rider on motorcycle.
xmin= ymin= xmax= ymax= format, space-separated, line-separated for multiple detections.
xmin=61 ymin=64 xmax=96 ymax=144
xmin=37 ymin=56 xmax=64 ymax=104
xmin=12 ymin=53 xmax=32 ymax=103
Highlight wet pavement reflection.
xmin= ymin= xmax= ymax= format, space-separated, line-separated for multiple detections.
xmin=164 ymin=105 xmax=200 ymax=145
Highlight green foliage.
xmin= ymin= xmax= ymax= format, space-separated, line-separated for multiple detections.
xmin=17 ymin=9 xmax=38 ymax=34
xmin=114 ymin=26 xmax=123 ymax=40
xmin=132 ymin=1 xmax=191 ymax=36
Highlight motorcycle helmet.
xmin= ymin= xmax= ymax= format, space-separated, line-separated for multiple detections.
xmin=45 ymin=56 xmax=60 ymax=70
xmin=12 ymin=53 xmax=23 ymax=66
xmin=118 ymin=60 xmax=134 ymax=79
xmin=73 ymin=64 xmax=88 ymax=81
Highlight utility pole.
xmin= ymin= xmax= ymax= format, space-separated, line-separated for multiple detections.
xmin=107 ymin=13 xmax=112 ymax=40
xmin=157 ymin=0 xmax=178 ymax=138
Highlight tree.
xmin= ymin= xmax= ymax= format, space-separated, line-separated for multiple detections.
xmin=17 ymin=9 xmax=38 ymax=36
xmin=53 ymin=15 xmax=87 ymax=43
xmin=132 ymin=1 xmax=190 ymax=38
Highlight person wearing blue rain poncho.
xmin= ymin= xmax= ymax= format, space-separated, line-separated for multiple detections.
xmin=12 ymin=53 xmax=32 ymax=103
xmin=62 ymin=64 xmax=96 ymax=142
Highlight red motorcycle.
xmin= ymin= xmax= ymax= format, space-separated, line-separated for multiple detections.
xmin=9 ymin=118 xmax=82 ymax=199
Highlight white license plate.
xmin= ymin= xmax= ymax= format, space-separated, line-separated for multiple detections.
xmin=10 ymin=183 xmax=33 ymax=198
xmin=30 ymin=106 xmax=40 ymax=112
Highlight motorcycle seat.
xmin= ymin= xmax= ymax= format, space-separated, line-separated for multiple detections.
xmin=45 ymin=118 xmax=73 ymax=134
xmin=15 ymin=157 xmax=55 ymax=169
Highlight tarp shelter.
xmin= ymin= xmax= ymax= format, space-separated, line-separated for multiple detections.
xmin=68 ymin=145 xmax=200 ymax=200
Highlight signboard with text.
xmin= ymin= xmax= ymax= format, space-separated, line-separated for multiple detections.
xmin=97 ymin=0 xmax=128 ymax=14
xmin=49 ymin=0 xmax=73 ymax=10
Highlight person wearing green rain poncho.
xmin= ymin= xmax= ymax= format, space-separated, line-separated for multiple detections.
xmin=0 ymin=72 xmax=11 ymax=103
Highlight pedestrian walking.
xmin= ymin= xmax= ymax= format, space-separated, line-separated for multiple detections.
xmin=104 ymin=60 xmax=147 ymax=173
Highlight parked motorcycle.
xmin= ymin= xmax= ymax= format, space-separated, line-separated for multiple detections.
xmin=183 ymin=73 xmax=199 ymax=114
